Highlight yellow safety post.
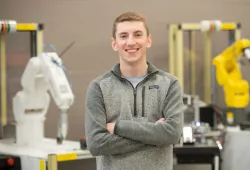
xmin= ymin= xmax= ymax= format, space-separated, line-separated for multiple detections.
xmin=48 ymin=154 xmax=57 ymax=170
xmin=234 ymin=24 xmax=241 ymax=41
xmin=0 ymin=35 xmax=7 ymax=126
xmin=168 ymin=25 xmax=175 ymax=76
xmin=190 ymin=31 xmax=196 ymax=95
xmin=173 ymin=25 xmax=178 ymax=77
xmin=46 ymin=152 xmax=79 ymax=170
xmin=37 ymin=30 xmax=44 ymax=55
xmin=203 ymin=31 xmax=212 ymax=104
xmin=176 ymin=26 xmax=184 ymax=93
xmin=40 ymin=160 xmax=46 ymax=170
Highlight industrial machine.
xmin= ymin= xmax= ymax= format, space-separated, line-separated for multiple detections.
xmin=0 ymin=21 xmax=93 ymax=170
xmin=1 ymin=52 xmax=75 ymax=170
xmin=12 ymin=52 xmax=74 ymax=146
xmin=213 ymin=39 xmax=250 ymax=170
xmin=0 ymin=155 xmax=21 ymax=170
xmin=212 ymin=38 xmax=250 ymax=126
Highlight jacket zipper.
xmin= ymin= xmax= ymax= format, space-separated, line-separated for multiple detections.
xmin=142 ymin=86 xmax=145 ymax=117
xmin=111 ymin=70 xmax=158 ymax=117
xmin=133 ymin=88 xmax=137 ymax=116
xmin=122 ymin=80 xmax=138 ymax=117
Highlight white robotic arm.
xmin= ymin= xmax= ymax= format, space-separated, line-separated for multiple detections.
xmin=13 ymin=52 xmax=74 ymax=146
xmin=38 ymin=53 xmax=74 ymax=110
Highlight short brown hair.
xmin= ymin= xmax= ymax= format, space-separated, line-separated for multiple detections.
xmin=112 ymin=11 xmax=149 ymax=39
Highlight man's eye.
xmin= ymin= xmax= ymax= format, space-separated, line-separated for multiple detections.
xmin=120 ymin=35 xmax=127 ymax=38
xmin=135 ymin=34 xmax=142 ymax=37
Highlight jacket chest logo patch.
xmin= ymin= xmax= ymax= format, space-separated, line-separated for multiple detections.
xmin=149 ymin=85 xmax=159 ymax=89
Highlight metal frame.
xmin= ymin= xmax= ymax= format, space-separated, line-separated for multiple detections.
xmin=168 ymin=22 xmax=241 ymax=104
xmin=0 ymin=22 xmax=44 ymax=139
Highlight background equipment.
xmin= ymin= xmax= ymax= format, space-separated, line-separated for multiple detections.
xmin=0 ymin=21 xmax=92 ymax=170
xmin=13 ymin=52 xmax=74 ymax=146
xmin=212 ymin=39 xmax=250 ymax=126
xmin=168 ymin=20 xmax=241 ymax=105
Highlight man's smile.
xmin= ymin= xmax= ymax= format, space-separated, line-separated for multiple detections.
xmin=125 ymin=48 xmax=140 ymax=53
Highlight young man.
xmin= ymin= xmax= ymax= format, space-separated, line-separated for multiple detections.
xmin=85 ymin=12 xmax=184 ymax=170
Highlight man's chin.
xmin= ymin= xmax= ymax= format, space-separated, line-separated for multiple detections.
xmin=124 ymin=58 xmax=142 ymax=65
xmin=120 ymin=54 xmax=144 ymax=65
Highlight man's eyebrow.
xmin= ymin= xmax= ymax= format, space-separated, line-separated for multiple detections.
xmin=120 ymin=32 xmax=127 ymax=34
xmin=134 ymin=30 xmax=143 ymax=33
xmin=118 ymin=31 xmax=143 ymax=35
xmin=119 ymin=32 xmax=127 ymax=35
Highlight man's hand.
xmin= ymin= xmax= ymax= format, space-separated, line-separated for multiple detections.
xmin=106 ymin=123 xmax=115 ymax=134
xmin=156 ymin=118 xmax=165 ymax=123
xmin=107 ymin=118 xmax=164 ymax=134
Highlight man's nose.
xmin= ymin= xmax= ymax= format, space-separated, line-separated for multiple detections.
xmin=127 ymin=36 xmax=136 ymax=45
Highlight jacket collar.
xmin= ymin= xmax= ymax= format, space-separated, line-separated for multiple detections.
xmin=112 ymin=62 xmax=158 ymax=78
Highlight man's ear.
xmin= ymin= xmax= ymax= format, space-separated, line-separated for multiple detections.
xmin=147 ymin=34 xmax=152 ymax=48
xmin=111 ymin=38 xmax=118 ymax=51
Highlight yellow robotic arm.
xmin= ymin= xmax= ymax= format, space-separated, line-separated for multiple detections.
xmin=212 ymin=39 xmax=250 ymax=108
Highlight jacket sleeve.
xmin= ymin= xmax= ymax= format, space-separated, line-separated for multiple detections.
xmin=85 ymin=80 xmax=150 ymax=156
xmin=114 ymin=77 xmax=184 ymax=147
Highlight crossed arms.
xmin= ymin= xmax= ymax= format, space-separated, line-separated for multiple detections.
xmin=84 ymin=78 xmax=183 ymax=156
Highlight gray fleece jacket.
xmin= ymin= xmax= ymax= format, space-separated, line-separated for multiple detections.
xmin=85 ymin=62 xmax=184 ymax=170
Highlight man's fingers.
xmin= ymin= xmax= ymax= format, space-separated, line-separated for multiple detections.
xmin=106 ymin=123 xmax=115 ymax=134
xmin=156 ymin=118 xmax=165 ymax=123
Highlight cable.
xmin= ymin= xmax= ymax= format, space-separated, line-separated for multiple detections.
xmin=43 ymin=43 xmax=57 ymax=53
xmin=42 ymin=43 xmax=75 ymax=103
xmin=51 ymin=58 xmax=74 ymax=92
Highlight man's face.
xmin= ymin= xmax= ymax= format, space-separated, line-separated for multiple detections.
xmin=111 ymin=21 xmax=152 ymax=65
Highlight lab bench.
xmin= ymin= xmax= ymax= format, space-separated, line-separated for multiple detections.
xmin=174 ymin=143 xmax=221 ymax=170
xmin=0 ymin=138 xmax=93 ymax=170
